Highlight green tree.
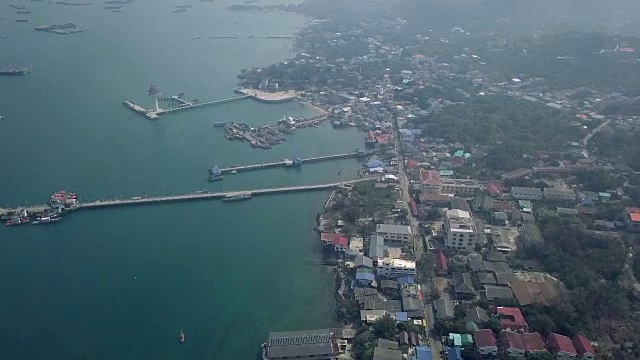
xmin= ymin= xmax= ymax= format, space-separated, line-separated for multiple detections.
xmin=484 ymin=318 xmax=502 ymax=335
xmin=352 ymin=330 xmax=375 ymax=360
xmin=462 ymin=347 xmax=482 ymax=360
xmin=372 ymin=315 xmax=398 ymax=340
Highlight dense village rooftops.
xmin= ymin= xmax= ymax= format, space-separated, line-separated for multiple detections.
xmin=511 ymin=187 xmax=543 ymax=196
xmin=543 ymin=187 xmax=577 ymax=198
xmin=420 ymin=170 xmax=441 ymax=185
xmin=376 ymin=224 xmax=412 ymax=235
xmin=548 ymin=333 xmax=577 ymax=355
xmin=501 ymin=168 xmax=533 ymax=180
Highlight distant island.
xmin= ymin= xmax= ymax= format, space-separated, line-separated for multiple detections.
xmin=56 ymin=1 xmax=92 ymax=5
xmin=104 ymin=0 xmax=132 ymax=3
xmin=35 ymin=23 xmax=86 ymax=34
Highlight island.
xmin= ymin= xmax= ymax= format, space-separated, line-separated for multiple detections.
xmin=35 ymin=23 xmax=86 ymax=35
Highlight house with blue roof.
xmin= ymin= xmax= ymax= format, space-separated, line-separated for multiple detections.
xmin=447 ymin=346 xmax=463 ymax=360
xmin=396 ymin=276 xmax=415 ymax=285
xmin=356 ymin=269 xmax=376 ymax=287
xmin=412 ymin=346 xmax=433 ymax=360
xmin=394 ymin=312 xmax=408 ymax=322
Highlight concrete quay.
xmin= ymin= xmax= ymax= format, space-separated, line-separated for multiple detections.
xmin=219 ymin=151 xmax=366 ymax=174
xmin=0 ymin=179 xmax=373 ymax=215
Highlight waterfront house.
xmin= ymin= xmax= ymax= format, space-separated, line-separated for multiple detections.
xmin=265 ymin=328 xmax=339 ymax=360
xmin=332 ymin=236 xmax=348 ymax=252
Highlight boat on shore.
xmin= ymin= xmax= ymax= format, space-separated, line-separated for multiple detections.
xmin=222 ymin=193 xmax=252 ymax=202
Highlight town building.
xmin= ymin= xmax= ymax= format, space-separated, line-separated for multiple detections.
xmin=452 ymin=272 xmax=477 ymax=299
xmin=373 ymin=346 xmax=402 ymax=360
xmin=332 ymin=236 xmax=348 ymax=252
xmin=265 ymin=328 xmax=339 ymax=360
xmin=376 ymin=224 xmax=412 ymax=244
xmin=522 ymin=332 xmax=548 ymax=354
xmin=433 ymin=298 xmax=454 ymax=319
xmin=420 ymin=170 xmax=441 ymax=194
xmin=377 ymin=258 xmax=417 ymax=279
xmin=623 ymin=207 xmax=640 ymax=231
xmin=412 ymin=346 xmax=433 ymax=360
xmin=572 ymin=335 xmax=595 ymax=360
xmin=444 ymin=209 xmax=477 ymax=251
xmin=474 ymin=329 xmax=498 ymax=357
xmin=511 ymin=187 xmax=543 ymax=201
xmin=501 ymin=331 xmax=525 ymax=358
xmin=440 ymin=178 xmax=482 ymax=197
xmin=369 ymin=235 xmax=385 ymax=262
xmin=543 ymin=188 xmax=577 ymax=202
xmin=521 ymin=223 xmax=545 ymax=246
xmin=497 ymin=307 xmax=529 ymax=332
xmin=547 ymin=333 xmax=577 ymax=359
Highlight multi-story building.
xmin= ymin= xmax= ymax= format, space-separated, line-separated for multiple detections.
xmin=266 ymin=329 xmax=339 ymax=360
xmin=543 ymin=188 xmax=577 ymax=202
xmin=377 ymin=258 xmax=417 ymax=279
xmin=444 ymin=209 xmax=476 ymax=252
xmin=510 ymin=187 xmax=543 ymax=201
xmin=420 ymin=170 xmax=441 ymax=194
xmin=440 ymin=178 xmax=482 ymax=197
xmin=376 ymin=224 xmax=412 ymax=244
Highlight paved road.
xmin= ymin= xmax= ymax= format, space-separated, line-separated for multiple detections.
xmin=394 ymin=134 xmax=442 ymax=359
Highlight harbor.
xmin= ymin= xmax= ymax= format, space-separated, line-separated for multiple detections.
xmin=0 ymin=179 xmax=374 ymax=219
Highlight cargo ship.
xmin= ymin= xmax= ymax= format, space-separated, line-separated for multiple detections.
xmin=0 ymin=67 xmax=30 ymax=76
xmin=222 ymin=193 xmax=252 ymax=202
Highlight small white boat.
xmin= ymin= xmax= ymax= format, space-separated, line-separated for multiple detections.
xmin=0 ymin=116 xmax=5 ymax=120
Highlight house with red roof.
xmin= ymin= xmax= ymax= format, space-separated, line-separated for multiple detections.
xmin=496 ymin=307 xmax=529 ymax=332
xmin=332 ymin=236 xmax=349 ymax=252
xmin=321 ymin=233 xmax=339 ymax=246
xmin=501 ymin=331 xmax=526 ymax=358
xmin=623 ymin=207 xmax=640 ymax=231
xmin=547 ymin=333 xmax=577 ymax=359
xmin=522 ymin=332 xmax=548 ymax=353
xmin=474 ymin=329 xmax=497 ymax=357
xmin=434 ymin=249 xmax=448 ymax=275
xmin=420 ymin=170 xmax=441 ymax=194
xmin=572 ymin=335 xmax=595 ymax=360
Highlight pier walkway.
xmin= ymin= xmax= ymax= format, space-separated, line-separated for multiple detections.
xmin=219 ymin=151 xmax=367 ymax=174
xmin=124 ymin=95 xmax=250 ymax=120
xmin=0 ymin=179 xmax=373 ymax=215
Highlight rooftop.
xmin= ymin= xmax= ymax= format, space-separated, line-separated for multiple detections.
xmin=548 ymin=333 xmax=577 ymax=355
xmin=573 ymin=335 xmax=595 ymax=355
xmin=420 ymin=170 xmax=441 ymax=186
xmin=497 ymin=307 xmax=528 ymax=331
xmin=446 ymin=209 xmax=475 ymax=232
xmin=376 ymin=223 xmax=412 ymax=235
xmin=474 ymin=329 xmax=497 ymax=348
xmin=267 ymin=328 xmax=337 ymax=359
xmin=522 ymin=332 xmax=547 ymax=352
xmin=381 ymin=258 xmax=416 ymax=270
xmin=373 ymin=346 xmax=403 ymax=360
xmin=502 ymin=331 xmax=525 ymax=351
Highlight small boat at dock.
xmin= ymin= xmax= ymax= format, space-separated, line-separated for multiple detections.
xmin=222 ymin=193 xmax=252 ymax=202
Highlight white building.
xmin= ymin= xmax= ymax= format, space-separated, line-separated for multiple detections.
xmin=440 ymin=178 xmax=481 ymax=197
xmin=511 ymin=187 xmax=543 ymax=201
xmin=377 ymin=258 xmax=416 ymax=279
xmin=376 ymin=224 xmax=412 ymax=244
xmin=444 ymin=209 xmax=476 ymax=252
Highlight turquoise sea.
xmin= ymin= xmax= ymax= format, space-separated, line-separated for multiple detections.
xmin=0 ymin=1 xmax=361 ymax=358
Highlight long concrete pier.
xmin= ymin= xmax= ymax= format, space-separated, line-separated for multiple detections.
xmin=0 ymin=179 xmax=373 ymax=215
xmin=123 ymin=94 xmax=250 ymax=120
xmin=219 ymin=151 xmax=367 ymax=174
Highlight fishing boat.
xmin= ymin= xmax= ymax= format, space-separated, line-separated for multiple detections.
xmin=179 ymin=331 xmax=185 ymax=344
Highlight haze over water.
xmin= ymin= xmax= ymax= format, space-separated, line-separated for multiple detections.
xmin=0 ymin=1 xmax=359 ymax=358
